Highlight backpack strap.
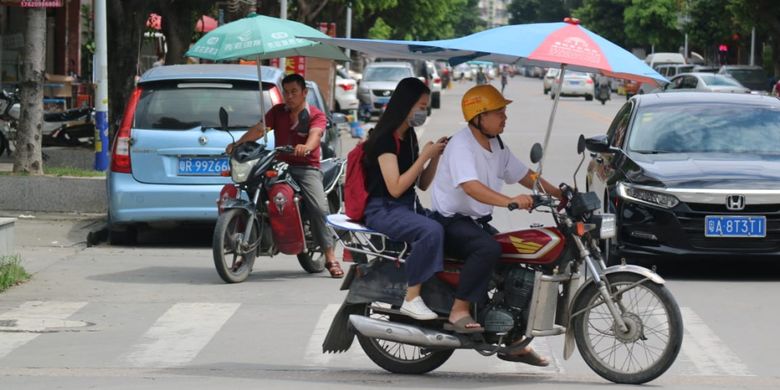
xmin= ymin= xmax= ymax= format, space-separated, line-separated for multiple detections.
xmin=497 ymin=134 xmax=505 ymax=150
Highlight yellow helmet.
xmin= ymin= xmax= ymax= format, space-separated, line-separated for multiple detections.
xmin=461 ymin=84 xmax=513 ymax=122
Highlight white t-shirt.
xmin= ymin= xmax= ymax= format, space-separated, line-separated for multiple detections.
xmin=431 ymin=127 xmax=529 ymax=217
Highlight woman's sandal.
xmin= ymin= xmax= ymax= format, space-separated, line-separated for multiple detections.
xmin=325 ymin=261 xmax=344 ymax=278
xmin=443 ymin=315 xmax=484 ymax=334
xmin=497 ymin=348 xmax=550 ymax=367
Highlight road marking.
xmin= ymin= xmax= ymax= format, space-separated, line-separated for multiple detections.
xmin=121 ymin=302 xmax=239 ymax=367
xmin=304 ymin=303 xmax=347 ymax=365
xmin=679 ymin=307 xmax=753 ymax=376
xmin=0 ymin=301 xmax=87 ymax=359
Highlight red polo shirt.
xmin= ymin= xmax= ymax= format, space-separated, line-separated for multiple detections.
xmin=265 ymin=103 xmax=326 ymax=168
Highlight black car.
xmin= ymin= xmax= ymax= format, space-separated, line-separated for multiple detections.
xmin=585 ymin=92 xmax=780 ymax=264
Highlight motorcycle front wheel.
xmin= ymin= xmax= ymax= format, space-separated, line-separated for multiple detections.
xmin=212 ymin=209 xmax=259 ymax=283
xmin=356 ymin=303 xmax=453 ymax=374
xmin=571 ymin=273 xmax=683 ymax=384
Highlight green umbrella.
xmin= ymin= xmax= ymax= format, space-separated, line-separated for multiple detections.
xmin=186 ymin=13 xmax=348 ymax=132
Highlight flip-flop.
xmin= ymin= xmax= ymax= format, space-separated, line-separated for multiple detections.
xmin=325 ymin=262 xmax=344 ymax=278
xmin=497 ymin=349 xmax=550 ymax=367
xmin=443 ymin=315 xmax=484 ymax=334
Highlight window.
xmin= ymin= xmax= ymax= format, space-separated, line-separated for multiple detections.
xmin=363 ymin=66 xmax=413 ymax=82
xmin=607 ymin=103 xmax=633 ymax=148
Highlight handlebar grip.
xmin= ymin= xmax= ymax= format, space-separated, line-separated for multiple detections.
xmin=507 ymin=202 xmax=519 ymax=211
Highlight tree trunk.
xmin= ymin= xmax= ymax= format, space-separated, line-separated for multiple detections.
xmin=107 ymin=1 xmax=151 ymax=141
xmin=160 ymin=8 xmax=191 ymax=65
xmin=14 ymin=8 xmax=46 ymax=175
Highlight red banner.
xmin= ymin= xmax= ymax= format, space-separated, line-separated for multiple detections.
xmin=269 ymin=57 xmax=306 ymax=77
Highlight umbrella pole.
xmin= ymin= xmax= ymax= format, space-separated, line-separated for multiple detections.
xmin=537 ymin=63 xmax=566 ymax=182
xmin=255 ymin=56 xmax=268 ymax=145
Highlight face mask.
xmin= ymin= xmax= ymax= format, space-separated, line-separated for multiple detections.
xmin=408 ymin=109 xmax=427 ymax=127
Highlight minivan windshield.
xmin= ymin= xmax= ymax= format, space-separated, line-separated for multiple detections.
xmin=363 ymin=66 xmax=413 ymax=82
xmin=628 ymin=103 xmax=780 ymax=154
xmin=134 ymin=82 xmax=273 ymax=130
xmin=727 ymin=68 xmax=768 ymax=86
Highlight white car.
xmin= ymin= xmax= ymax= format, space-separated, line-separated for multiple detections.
xmin=453 ymin=63 xmax=473 ymax=80
xmin=543 ymin=68 xmax=560 ymax=94
xmin=334 ymin=72 xmax=359 ymax=113
xmin=550 ymin=71 xmax=595 ymax=100
xmin=425 ymin=61 xmax=442 ymax=111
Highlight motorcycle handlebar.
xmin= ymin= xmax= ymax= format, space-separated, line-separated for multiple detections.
xmin=508 ymin=195 xmax=553 ymax=211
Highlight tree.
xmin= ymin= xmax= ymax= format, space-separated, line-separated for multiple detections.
xmin=728 ymin=0 xmax=780 ymax=76
xmin=15 ymin=8 xmax=46 ymax=175
xmin=152 ymin=0 xmax=214 ymax=65
xmin=624 ymin=0 xmax=683 ymax=52
xmin=687 ymin=0 xmax=736 ymax=63
xmin=508 ymin=0 xmax=570 ymax=24
xmin=572 ymin=0 xmax=633 ymax=48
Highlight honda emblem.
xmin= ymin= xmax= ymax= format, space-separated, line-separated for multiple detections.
xmin=725 ymin=195 xmax=745 ymax=211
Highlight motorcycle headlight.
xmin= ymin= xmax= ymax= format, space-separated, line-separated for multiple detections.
xmin=230 ymin=158 xmax=259 ymax=183
xmin=617 ymin=182 xmax=679 ymax=209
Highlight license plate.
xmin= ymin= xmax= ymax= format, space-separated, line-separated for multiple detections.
xmin=376 ymin=97 xmax=389 ymax=104
xmin=178 ymin=157 xmax=229 ymax=176
xmin=568 ymin=81 xmax=581 ymax=85
xmin=704 ymin=215 xmax=766 ymax=238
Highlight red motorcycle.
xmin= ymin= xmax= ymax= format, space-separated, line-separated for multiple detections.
xmin=212 ymin=108 xmax=345 ymax=283
xmin=323 ymin=136 xmax=682 ymax=384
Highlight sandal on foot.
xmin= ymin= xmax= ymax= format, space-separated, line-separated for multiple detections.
xmin=325 ymin=261 xmax=344 ymax=278
xmin=498 ymin=349 xmax=550 ymax=367
xmin=443 ymin=316 xmax=484 ymax=334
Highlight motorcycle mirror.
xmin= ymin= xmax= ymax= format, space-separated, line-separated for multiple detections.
xmin=219 ymin=107 xmax=229 ymax=130
xmin=577 ymin=134 xmax=586 ymax=155
xmin=530 ymin=143 xmax=543 ymax=164
xmin=573 ymin=135 xmax=586 ymax=191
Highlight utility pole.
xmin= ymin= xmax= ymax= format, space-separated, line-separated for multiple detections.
xmin=279 ymin=0 xmax=287 ymax=71
xmin=345 ymin=1 xmax=352 ymax=73
xmin=94 ymin=0 xmax=109 ymax=170
xmin=750 ymin=27 xmax=756 ymax=66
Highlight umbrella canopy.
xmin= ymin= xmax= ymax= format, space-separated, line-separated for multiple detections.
xmin=305 ymin=20 xmax=663 ymax=85
xmin=185 ymin=13 xmax=348 ymax=62
xmin=195 ymin=15 xmax=218 ymax=33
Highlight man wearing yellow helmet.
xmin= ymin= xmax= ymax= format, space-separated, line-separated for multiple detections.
xmin=430 ymin=84 xmax=561 ymax=364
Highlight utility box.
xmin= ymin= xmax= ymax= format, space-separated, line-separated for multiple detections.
xmin=306 ymin=57 xmax=335 ymax=111
xmin=0 ymin=218 xmax=16 ymax=257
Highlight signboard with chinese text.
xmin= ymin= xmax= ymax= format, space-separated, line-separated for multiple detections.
xmin=1 ymin=0 xmax=63 ymax=7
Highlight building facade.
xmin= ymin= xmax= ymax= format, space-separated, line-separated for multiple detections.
xmin=478 ymin=0 xmax=509 ymax=29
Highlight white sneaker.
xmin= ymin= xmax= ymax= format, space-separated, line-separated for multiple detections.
xmin=400 ymin=296 xmax=438 ymax=320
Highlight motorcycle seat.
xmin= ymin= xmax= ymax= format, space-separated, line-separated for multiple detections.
xmin=326 ymin=213 xmax=408 ymax=259
xmin=321 ymin=157 xmax=345 ymax=191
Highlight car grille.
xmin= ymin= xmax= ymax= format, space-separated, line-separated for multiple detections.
xmin=372 ymin=89 xmax=393 ymax=97
xmin=676 ymin=202 xmax=780 ymax=251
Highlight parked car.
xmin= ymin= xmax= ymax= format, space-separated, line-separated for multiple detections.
xmin=718 ymin=65 xmax=771 ymax=93
xmin=644 ymin=52 xmax=686 ymax=68
xmin=550 ymin=70 xmax=594 ymax=100
xmin=453 ymin=63 xmax=473 ymax=81
xmin=357 ymin=61 xmax=415 ymax=121
xmin=107 ymin=64 xmax=341 ymax=244
xmin=654 ymin=64 xmax=694 ymax=78
xmin=425 ymin=60 xmax=442 ymax=111
xmin=334 ymin=67 xmax=359 ymax=113
xmin=692 ymin=65 xmax=719 ymax=73
xmin=585 ymin=92 xmax=780 ymax=264
xmin=664 ymin=73 xmax=751 ymax=94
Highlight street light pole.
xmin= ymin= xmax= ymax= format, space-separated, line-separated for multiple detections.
xmin=94 ymin=0 xmax=109 ymax=171
xmin=279 ymin=0 xmax=287 ymax=71
xmin=750 ymin=27 xmax=756 ymax=66
xmin=345 ymin=1 xmax=352 ymax=73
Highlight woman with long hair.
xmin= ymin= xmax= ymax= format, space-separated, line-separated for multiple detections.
xmin=362 ymin=77 xmax=448 ymax=320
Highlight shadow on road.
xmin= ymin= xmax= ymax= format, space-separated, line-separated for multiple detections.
xmin=634 ymin=257 xmax=780 ymax=282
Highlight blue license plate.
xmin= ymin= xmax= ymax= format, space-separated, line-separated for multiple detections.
xmin=704 ymin=215 xmax=766 ymax=238
xmin=376 ymin=97 xmax=389 ymax=104
xmin=178 ymin=157 xmax=229 ymax=176
xmin=568 ymin=81 xmax=581 ymax=85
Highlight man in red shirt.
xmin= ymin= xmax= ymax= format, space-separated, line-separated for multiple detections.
xmin=228 ymin=73 xmax=343 ymax=278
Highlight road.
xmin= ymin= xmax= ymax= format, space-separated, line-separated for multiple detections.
xmin=2 ymin=77 xmax=780 ymax=389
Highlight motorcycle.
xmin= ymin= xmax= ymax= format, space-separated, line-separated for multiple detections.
xmin=0 ymin=88 xmax=94 ymax=156
xmin=322 ymin=135 xmax=682 ymax=384
xmin=596 ymin=82 xmax=611 ymax=105
xmin=213 ymin=108 xmax=346 ymax=283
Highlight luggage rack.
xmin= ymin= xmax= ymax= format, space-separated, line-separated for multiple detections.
xmin=326 ymin=213 xmax=408 ymax=262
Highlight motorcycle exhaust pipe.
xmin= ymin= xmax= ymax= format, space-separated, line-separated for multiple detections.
xmin=348 ymin=314 xmax=462 ymax=348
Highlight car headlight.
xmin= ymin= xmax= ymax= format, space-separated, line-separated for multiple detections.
xmin=230 ymin=158 xmax=259 ymax=183
xmin=617 ymin=182 xmax=679 ymax=208
xmin=596 ymin=213 xmax=616 ymax=239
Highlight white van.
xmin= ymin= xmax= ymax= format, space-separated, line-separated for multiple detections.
xmin=644 ymin=52 xmax=685 ymax=68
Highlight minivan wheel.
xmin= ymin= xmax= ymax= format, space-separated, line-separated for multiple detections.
xmin=109 ymin=224 xmax=137 ymax=246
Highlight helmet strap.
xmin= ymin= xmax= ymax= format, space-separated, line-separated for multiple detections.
xmin=470 ymin=115 xmax=504 ymax=150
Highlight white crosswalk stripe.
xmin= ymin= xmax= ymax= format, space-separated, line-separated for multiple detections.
xmin=678 ymin=307 xmax=753 ymax=376
xmin=0 ymin=301 xmax=88 ymax=359
xmin=119 ymin=302 xmax=240 ymax=368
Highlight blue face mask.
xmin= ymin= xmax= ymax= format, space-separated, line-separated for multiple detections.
xmin=408 ymin=109 xmax=427 ymax=127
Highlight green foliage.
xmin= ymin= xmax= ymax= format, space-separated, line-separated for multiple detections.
xmin=508 ymin=0 xmax=570 ymax=24
xmin=687 ymin=0 xmax=735 ymax=58
xmin=624 ymin=0 xmax=683 ymax=51
xmin=572 ymin=0 xmax=632 ymax=47
xmin=44 ymin=166 xmax=106 ymax=177
xmin=367 ymin=17 xmax=392 ymax=39
xmin=0 ymin=255 xmax=29 ymax=292
xmin=352 ymin=0 xmax=482 ymax=39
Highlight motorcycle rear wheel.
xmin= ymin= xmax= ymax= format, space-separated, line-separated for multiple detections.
xmin=356 ymin=303 xmax=453 ymax=374
xmin=296 ymin=218 xmax=326 ymax=273
xmin=572 ymin=273 xmax=683 ymax=384
xmin=213 ymin=209 xmax=258 ymax=283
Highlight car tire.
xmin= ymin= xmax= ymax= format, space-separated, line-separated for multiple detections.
xmin=109 ymin=224 xmax=137 ymax=246
xmin=431 ymin=92 xmax=441 ymax=109
xmin=585 ymin=95 xmax=593 ymax=101
xmin=550 ymin=93 xmax=555 ymax=100
xmin=543 ymin=88 xmax=549 ymax=95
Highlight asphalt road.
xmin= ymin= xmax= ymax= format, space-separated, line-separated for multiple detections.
xmin=2 ymin=77 xmax=780 ymax=389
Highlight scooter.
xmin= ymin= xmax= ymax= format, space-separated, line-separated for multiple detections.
xmin=0 ymin=88 xmax=94 ymax=156
xmin=596 ymin=82 xmax=611 ymax=105
xmin=212 ymin=108 xmax=346 ymax=283
xmin=322 ymin=136 xmax=682 ymax=385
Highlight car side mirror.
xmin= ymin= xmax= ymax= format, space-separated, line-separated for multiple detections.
xmin=584 ymin=135 xmax=616 ymax=154
xmin=530 ymin=143 xmax=543 ymax=164
xmin=219 ymin=107 xmax=229 ymax=130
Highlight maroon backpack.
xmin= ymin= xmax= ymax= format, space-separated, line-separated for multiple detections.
xmin=343 ymin=135 xmax=400 ymax=221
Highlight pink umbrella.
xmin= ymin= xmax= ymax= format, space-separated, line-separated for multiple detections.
xmin=146 ymin=13 xmax=161 ymax=30
xmin=195 ymin=15 xmax=218 ymax=33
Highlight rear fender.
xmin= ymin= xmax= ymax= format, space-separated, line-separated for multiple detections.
xmin=562 ymin=265 xmax=665 ymax=360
